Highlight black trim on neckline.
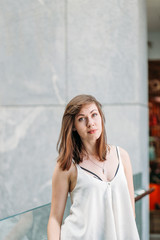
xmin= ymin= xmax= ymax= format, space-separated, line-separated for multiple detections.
xmin=79 ymin=166 xmax=103 ymax=181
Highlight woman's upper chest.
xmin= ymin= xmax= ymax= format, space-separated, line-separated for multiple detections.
xmin=78 ymin=147 xmax=119 ymax=182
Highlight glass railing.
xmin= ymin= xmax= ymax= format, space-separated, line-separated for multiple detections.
xmin=0 ymin=188 xmax=151 ymax=240
xmin=0 ymin=196 xmax=71 ymax=240
xmin=0 ymin=203 xmax=50 ymax=240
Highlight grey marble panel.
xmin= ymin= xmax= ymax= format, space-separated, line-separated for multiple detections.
xmin=0 ymin=106 xmax=64 ymax=219
xmin=134 ymin=172 xmax=142 ymax=239
xmin=133 ymin=173 xmax=142 ymax=191
xmin=134 ymin=172 xmax=149 ymax=240
xmin=0 ymin=0 xmax=66 ymax=105
xmin=135 ymin=199 xmax=142 ymax=239
xmin=67 ymin=0 xmax=147 ymax=105
xmin=103 ymin=104 xmax=149 ymax=174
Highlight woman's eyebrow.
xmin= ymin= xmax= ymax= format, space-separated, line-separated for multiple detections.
xmin=76 ymin=113 xmax=85 ymax=117
xmin=76 ymin=109 xmax=97 ymax=118
xmin=90 ymin=109 xmax=97 ymax=113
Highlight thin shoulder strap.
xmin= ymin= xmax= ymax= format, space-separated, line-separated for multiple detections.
xmin=116 ymin=146 xmax=122 ymax=163
xmin=116 ymin=146 xmax=119 ymax=161
xmin=79 ymin=166 xmax=103 ymax=181
xmin=112 ymin=146 xmax=120 ymax=177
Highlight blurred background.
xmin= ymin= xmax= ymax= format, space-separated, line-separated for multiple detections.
xmin=0 ymin=0 xmax=160 ymax=239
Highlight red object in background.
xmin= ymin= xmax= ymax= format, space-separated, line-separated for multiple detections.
xmin=149 ymin=183 xmax=160 ymax=210
xmin=152 ymin=115 xmax=158 ymax=126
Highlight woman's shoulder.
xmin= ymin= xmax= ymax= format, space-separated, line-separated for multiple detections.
xmin=117 ymin=146 xmax=132 ymax=171
xmin=118 ymin=146 xmax=130 ymax=160
xmin=53 ymin=160 xmax=76 ymax=181
xmin=108 ymin=144 xmax=131 ymax=166
xmin=108 ymin=144 xmax=129 ymax=155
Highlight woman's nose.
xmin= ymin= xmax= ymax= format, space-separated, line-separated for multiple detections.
xmin=87 ymin=118 xmax=94 ymax=127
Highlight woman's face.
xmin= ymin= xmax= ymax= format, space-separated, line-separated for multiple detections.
xmin=74 ymin=103 xmax=102 ymax=144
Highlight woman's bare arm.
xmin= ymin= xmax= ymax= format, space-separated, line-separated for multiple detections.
xmin=119 ymin=147 xmax=136 ymax=217
xmin=47 ymin=161 xmax=71 ymax=240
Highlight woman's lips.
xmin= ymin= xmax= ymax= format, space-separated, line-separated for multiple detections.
xmin=88 ymin=129 xmax=97 ymax=134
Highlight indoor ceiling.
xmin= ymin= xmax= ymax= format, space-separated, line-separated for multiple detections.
xmin=147 ymin=0 xmax=160 ymax=31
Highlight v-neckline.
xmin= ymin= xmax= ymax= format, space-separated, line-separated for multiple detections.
xmin=77 ymin=162 xmax=120 ymax=184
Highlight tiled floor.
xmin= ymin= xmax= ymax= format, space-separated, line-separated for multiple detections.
xmin=150 ymin=234 xmax=160 ymax=240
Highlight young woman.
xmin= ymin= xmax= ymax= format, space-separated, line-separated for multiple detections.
xmin=47 ymin=94 xmax=140 ymax=240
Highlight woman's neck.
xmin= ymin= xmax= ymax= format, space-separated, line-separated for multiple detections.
xmin=82 ymin=141 xmax=98 ymax=158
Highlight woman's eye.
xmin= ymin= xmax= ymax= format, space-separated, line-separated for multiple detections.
xmin=78 ymin=117 xmax=85 ymax=122
xmin=92 ymin=113 xmax=97 ymax=117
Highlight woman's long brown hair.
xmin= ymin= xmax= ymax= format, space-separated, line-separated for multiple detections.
xmin=57 ymin=95 xmax=110 ymax=170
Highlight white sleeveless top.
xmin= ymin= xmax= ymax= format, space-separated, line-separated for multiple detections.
xmin=61 ymin=146 xmax=140 ymax=240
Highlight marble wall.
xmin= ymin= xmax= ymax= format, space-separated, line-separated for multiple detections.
xmin=0 ymin=0 xmax=66 ymax=218
xmin=0 ymin=0 xmax=148 ymax=239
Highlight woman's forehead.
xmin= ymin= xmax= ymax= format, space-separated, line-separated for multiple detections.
xmin=78 ymin=103 xmax=98 ymax=114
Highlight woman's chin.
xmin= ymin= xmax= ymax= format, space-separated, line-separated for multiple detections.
xmin=87 ymin=134 xmax=100 ymax=142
